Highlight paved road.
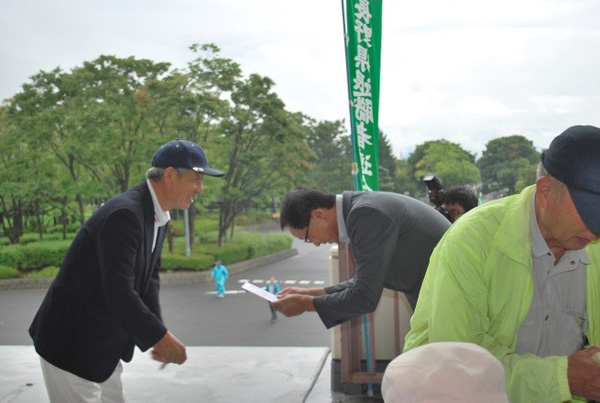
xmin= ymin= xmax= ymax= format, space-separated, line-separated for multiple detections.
xmin=0 ymin=238 xmax=334 ymax=348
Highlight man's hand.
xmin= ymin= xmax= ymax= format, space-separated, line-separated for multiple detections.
xmin=271 ymin=294 xmax=314 ymax=317
xmin=568 ymin=346 xmax=600 ymax=400
xmin=151 ymin=331 xmax=187 ymax=366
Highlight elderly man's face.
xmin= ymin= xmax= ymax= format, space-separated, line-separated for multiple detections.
xmin=538 ymin=178 xmax=599 ymax=251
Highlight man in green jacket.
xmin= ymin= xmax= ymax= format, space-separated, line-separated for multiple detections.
xmin=404 ymin=125 xmax=600 ymax=402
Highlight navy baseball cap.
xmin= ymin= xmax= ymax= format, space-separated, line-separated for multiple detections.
xmin=541 ymin=125 xmax=600 ymax=235
xmin=152 ymin=139 xmax=225 ymax=177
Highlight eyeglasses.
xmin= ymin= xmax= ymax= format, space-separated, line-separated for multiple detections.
xmin=304 ymin=218 xmax=311 ymax=243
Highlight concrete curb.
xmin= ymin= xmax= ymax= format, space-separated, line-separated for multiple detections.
xmin=0 ymin=248 xmax=298 ymax=291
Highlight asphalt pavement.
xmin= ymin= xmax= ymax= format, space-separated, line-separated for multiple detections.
xmin=0 ymin=230 xmax=383 ymax=402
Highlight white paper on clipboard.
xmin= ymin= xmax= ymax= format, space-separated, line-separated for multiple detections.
xmin=242 ymin=282 xmax=278 ymax=302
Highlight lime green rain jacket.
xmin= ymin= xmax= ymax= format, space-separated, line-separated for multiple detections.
xmin=404 ymin=185 xmax=600 ymax=403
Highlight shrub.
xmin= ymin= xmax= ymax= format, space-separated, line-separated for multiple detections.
xmin=0 ymin=265 xmax=19 ymax=279
xmin=24 ymin=266 xmax=60 ymax=279
xmin=233 ymin=232 xmax=293 ymax=258
xmin=0 ymin=241 xmax=70 ymax=269
xmin=197 ymin=243 xmax=251 ymax=265
xmin=160 ymin=253 xmax=215 ymax=272
xmin=0 ymin=244 xmax=25 ymax=267
xmin=196 ymin=230 xmax=219 ymax=243
xmin=18 ymin=233 xmax=40 ymax=245
xmin=169 ymin=216 xmax=220 ymax=238
xmin=19 ymin=241 xmax=71 ymax=269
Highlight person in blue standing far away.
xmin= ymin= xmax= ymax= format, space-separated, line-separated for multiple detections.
xmin=211 ymin=260 xmax=228 ymax=298
xmin=265 ymin=277 xmax=281 ymax=323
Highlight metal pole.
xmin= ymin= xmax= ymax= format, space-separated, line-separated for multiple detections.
xmin=184 ymin=209 xmax=191 ymax=257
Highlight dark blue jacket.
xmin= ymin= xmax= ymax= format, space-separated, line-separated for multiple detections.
xmin=29 ymin=182 xmax=167 ymax=382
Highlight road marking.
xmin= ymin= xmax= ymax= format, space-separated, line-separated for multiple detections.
xmin=205 ymin=279 xmax=326 ymax=297
xmin=237 ymin=279 xmax=327 ymax=285
xmin=206 ymin=290 xmax=247 ymax=295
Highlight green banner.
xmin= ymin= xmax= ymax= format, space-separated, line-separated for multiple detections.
xmin=345 ymin=0 xmax=381 ymax=191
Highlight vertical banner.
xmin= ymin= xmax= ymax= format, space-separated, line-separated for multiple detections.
xmin=345 ymin=0 xmax=381 ymax=191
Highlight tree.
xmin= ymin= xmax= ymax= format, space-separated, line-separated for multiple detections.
xmin=217 ymin=74 xmax=313 ymax=246
xmin=408 ymin=140 xmax=480 ymax=194
xmin=378 ymin=131 xmax=398 ymax=192
xmin=148 ymin=44 xmax=241 ymax=248
xmin=0 ymin=106 xmax=26 ymax=243
xmin=71 ymin=55 xmax=172 ymax=193
xmin=304 ymin=119 xmax=350 ymax=193
xmin=478 ymin=135 xmax=540 ymax=194
xmin=394 ymin=158 xmax=420 ymax=196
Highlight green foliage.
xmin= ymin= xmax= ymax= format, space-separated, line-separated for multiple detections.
xmin=169 ymin=216 xmax=220 ymax=237
xmin=217 ymin=76 xmax=314 ymax=246
xmin=0 ymin=265 xmax=19 ymax=279
xmin=378 ymin=132 xmax=399 ymax=192
xmin=394 ymin=159 xmax=421 ymax=197
xmin=0 ymin=245 xmax=24 ymax=267
xmin=409 ymin=140 xmax=480 ymax=188
xmin=18 ymin=233 xmax=43 ymax=245
xmin=0 ymin=241 xmax=70 ymax=269
xmin=160 ymin=254 xmax=215 ymax=272
xmin=24 ymin=266 xmax=60 ymax=279
xmin=304 ymin=119 xmax=352 ymax=193
xmin=478 ymin=135 xmax=540 ymax=194
xmin=196 ymin=243 xmax=250 ymax=264
xmin=233 ymin=212 xmax=274 ymax=227
xmin=233 ymin=232 xmax=293 ymax=258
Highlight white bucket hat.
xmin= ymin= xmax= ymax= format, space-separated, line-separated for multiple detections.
xmin=382 ymin=342 xmax=509 ymax=403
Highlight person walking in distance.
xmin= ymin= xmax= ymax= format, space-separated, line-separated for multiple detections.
xmin=265 ymin=277 xmax=281 ymax=323
xmin=211 ymin=260 xmax=229 ymax=298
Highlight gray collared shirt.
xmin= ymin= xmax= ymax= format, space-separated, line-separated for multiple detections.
xmin=514 ymin=196 xmax=589 ymax=357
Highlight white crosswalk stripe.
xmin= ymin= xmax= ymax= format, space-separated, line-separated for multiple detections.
xmin=206 ymin=290 xmax=247 ymax=295
xmin=205 ymin=279 xmax=328 ymax=296
xmin=236 ymin=279 xmax=325 ymax=286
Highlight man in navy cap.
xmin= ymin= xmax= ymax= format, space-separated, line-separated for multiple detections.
xmin=403 ymin=125 xmax=600 ymax=402
xmin=29 ymin=139 xmax=224 ymax=402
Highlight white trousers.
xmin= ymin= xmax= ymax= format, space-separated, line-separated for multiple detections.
xmin=40 ymin=356 xmax=126 ymax=403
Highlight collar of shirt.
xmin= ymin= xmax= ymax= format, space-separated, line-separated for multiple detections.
xmin=530 ymin=195 xmax=589 ymax=264
xmin=336 ymin=194 xmax=350 ymax=243
xmin=147 ymin=179 xmax=170 ymax=227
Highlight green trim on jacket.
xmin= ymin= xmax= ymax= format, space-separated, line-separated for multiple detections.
xmin=405 ymin=185 xmax=600 ymax=403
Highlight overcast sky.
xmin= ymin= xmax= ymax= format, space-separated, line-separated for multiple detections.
xmin=2 ymin=0 xmax=599 ymax=158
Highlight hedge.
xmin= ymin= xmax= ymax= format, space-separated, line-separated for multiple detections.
xmin=0 ymin=265 xmax=19 ymax=279
xmin=0 ymin=230 xmax=292 ymax=275
xmin=24 ymin=266 xmax=60 ymax=279
xmin=160 ymin=254 xmax=215 ymax=272
xmin=196 ymin=243 xmax=251 ymax=265
xmin=233 ymin=232 xmax=293 ymax=258
xmin=0 ymin=241 xmax=71 ymax=269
